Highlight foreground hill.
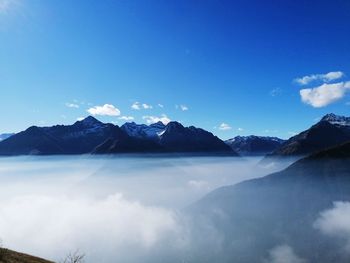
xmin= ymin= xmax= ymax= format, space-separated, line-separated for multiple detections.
xmin=0 ymin=248 xmax=52 ymax=263
xmin=267 ymin=113 xmax=350 ymax=158
xmin=189 ymin=141 xmax=350 ymax=262
xmin=225 ymin=135 xmax=285 ymax=155
xmin=0 ymin=117 xmax=236 ymax=155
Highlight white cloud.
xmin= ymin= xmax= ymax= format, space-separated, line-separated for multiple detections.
xmin=76 ymin=117 xmax=84 ymax=121
xmin=266 ymin=245 xmax=306 ymax=263
xmin=180 ymin=105 xmax=189 ymax=111
xmin=142 ymin=114 xmax=171 ymax=125
xmin=131 ymin=102 xmax=153 ymax=110
xmin=65 ymin=103 xmax=79 ymax=109
xmin=142 ymin=103 xmax=153 ymax=109
xmin=119 ymin=116 xmax=134 ymax=121
xmin=131 ymin=102 xmax=141 ymax=110
xmin=295 ymin=71 xmax=344 ymax=85
xmin=314 ymin=201 xmax=350 ymax=252
xmin=158 ymin=104 xmax=164 ymax=108
xmin=218 ymin=123 xmax=232 ymax=131
xmin=87 ymin=104 xmax=120 ymax=116
xmin=300 ymin=81 xmax=350 ymax=108
xmin=237 ymin=127 xmax=244 ymax=132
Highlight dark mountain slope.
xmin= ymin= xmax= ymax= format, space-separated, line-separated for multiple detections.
xmin=94 ymin=121 xmax=237 ymax=155
xmin=268 ymin=113 xmax=350 ymax=157
xmin=158 ymin=122 xmax=235 ymax=153
xmin=225 ymin=135 xmax=285 ymax=155
xmin=189 ymin=142 xmax=350 ymax=263
xmin=0 ymin=116 xmax=123 ymax=155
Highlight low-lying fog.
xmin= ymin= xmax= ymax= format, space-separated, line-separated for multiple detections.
xmin=0 ymin=155 xmax=293 ymax=262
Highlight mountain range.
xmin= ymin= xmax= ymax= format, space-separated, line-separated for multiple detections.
xmin=2 ymin=113 xmax=350 ymax=157
xmin=0 ymin=116 xmax=235 ymax=155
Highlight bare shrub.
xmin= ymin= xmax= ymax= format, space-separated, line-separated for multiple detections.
xmin=61 ymin=250 xmax=85 ymax=263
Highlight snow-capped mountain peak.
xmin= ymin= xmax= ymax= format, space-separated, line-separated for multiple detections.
xmin=321 ymin=113 xmax=350 ymax=126
xmin=121 ymin=122 xmax=165 ymax=140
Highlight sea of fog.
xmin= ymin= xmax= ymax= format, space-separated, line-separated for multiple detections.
xmin=0 ymin=155 xmax=293 ymax=262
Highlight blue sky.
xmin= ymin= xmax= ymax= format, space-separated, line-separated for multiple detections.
xmin=1 ymin=0 xmax=350 ymax=139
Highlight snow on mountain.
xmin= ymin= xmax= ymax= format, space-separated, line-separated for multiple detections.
xmin=321 ymin=113 xmax=350 ymax=126
xmin=121 ymin=121 xmax=166 ymax=140
xmin=225 ymin=135 xmax=285 ymax=156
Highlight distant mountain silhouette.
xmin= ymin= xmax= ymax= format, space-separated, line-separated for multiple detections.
xmin=225 ymin=135 xmax=285 ymax=155
xmin=0 ymin=116 xmax=122 ymax=155
xmin=0 ymin=117 xmax=237 ymax=155
xmin=95 ymin=121 xmax=236 ymax=154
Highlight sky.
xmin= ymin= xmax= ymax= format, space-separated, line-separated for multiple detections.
xmin=1 ymin=0 xmax=350 ymax=139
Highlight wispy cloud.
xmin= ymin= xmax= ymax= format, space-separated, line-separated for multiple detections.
xmin=300 ymin=81 xmax=350 ymax=108
xmin=87 ymin=104 xmax=121 ymax=116
xmin=77 ymin=117 xmax=85 ymax=121
xmin=65 ymin=103 xmax=79 ymax=108
xmin=0 ymin=0 xmax=18 ymax=14
xmin=131 ymin=102 xmax=153 ymax=110
xmin=119 ymin=116 xmax=134 ymax=121
xmin=158 ymin=104 xmax=164 ymax=108
xmin=218 ymin=123 xmax=232 ymax=131
xmin=270 ymin=87 xmax=282 ymax=97
xmin=295 ymin=71 xmax=344 ymax=85
xmin=180 ymin=105 xmax=189 ymax=111
xmin=142 ymin=114 xmax=170 ymax=125
xmin=176 ymin=104 xmax=189 ymax=111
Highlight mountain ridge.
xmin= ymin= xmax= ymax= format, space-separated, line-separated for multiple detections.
xmin=0 ymin=117 xmax=237 ymax=156
xmin=266 ymin=113 xmax=350 ymax=158
xmin=225 ymin=135 xmax=285 ymax=155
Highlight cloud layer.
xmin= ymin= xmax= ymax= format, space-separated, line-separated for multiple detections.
xmin=0 ymin=193 xmax=182 ymax=262
xmin=314 ymin=201 xmax=350 ymax=252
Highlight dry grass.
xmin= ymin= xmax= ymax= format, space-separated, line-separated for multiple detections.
xmin=0 ymin=248 xmax=53 ymax=263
